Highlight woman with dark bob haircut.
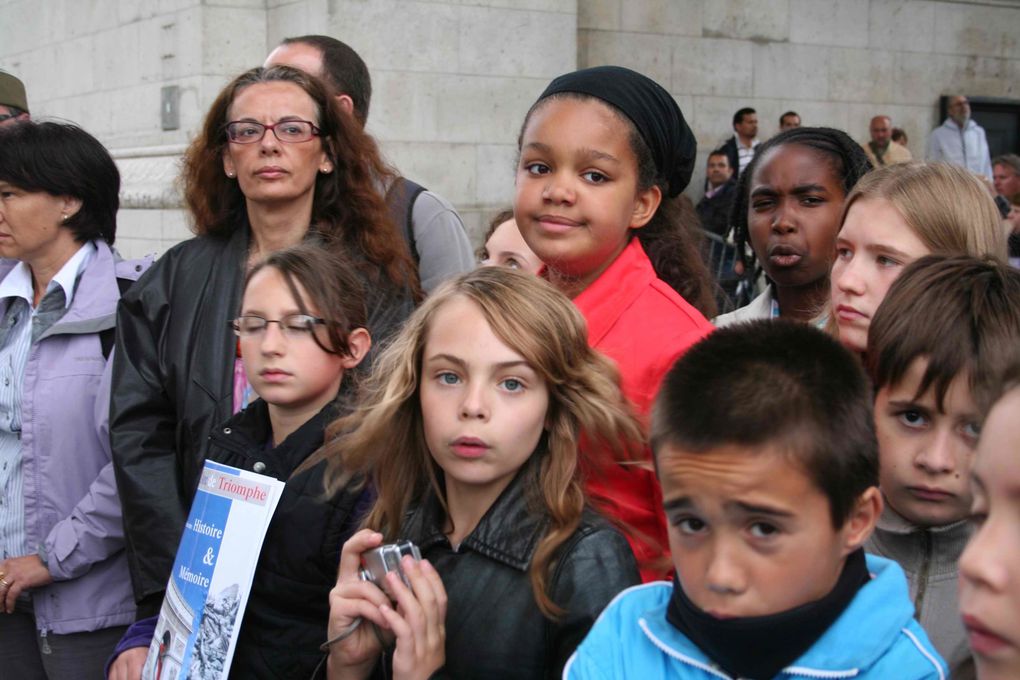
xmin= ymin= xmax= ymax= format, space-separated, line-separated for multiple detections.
xmin=109 ymin=65 xmax=419 ymax=626
xmin=0 ymin=121 xmax=150 ymax=677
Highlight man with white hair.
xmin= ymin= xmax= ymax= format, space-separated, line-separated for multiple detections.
xmin=926 ymin=95 xmax=993 ymax=178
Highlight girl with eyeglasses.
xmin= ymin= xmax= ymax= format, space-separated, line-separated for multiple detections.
xmin=108 ymin=245 xmax=374 ymax=679
xmin=108 ymin=65 xmax=419 ymax=651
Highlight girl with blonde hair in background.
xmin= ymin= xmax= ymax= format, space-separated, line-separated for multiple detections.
xmin=831 ymin=161 xmax=1007 ymax=354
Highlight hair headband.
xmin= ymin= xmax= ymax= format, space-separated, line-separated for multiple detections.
xmin=536 ymin=65 xmax=696 ymax=197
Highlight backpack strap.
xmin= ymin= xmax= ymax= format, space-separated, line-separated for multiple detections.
xmin=385 ymin=177 xmax=427 ymax=264
xmin=99 ymin=276 xmax=136 ymax=360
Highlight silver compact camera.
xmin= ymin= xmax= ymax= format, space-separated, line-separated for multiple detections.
xmin=359 ymin=541 xmax=422 ymax=590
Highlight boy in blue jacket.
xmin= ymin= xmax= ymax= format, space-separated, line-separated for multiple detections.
xmin=565 ymin=320 xmax=947 ymax=680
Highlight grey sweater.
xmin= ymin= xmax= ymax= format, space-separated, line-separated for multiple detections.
xmin=409 ymin=189 xmax=474 ymax=293
xmin=865 ymin=505 xmax=974 ymax=680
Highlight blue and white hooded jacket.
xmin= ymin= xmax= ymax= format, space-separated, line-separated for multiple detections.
xmin=564 ymin=554 xmax=947 ymax=680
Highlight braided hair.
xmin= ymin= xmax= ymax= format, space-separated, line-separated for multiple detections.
xmin=730 ymin=127 xmax=873 ymax=276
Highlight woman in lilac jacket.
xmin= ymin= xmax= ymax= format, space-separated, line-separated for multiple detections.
xmin=0 ymin=121 xmax=150 ymax=678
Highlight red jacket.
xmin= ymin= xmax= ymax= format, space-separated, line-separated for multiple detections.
xmin=573 ymin=238 xmax=713 ymax=580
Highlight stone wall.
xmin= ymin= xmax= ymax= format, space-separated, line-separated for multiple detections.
xmin=265 ymin=0 xmax=576 ymax=242
xmin=0 ymin=0 xmax=269 ymax=257
xmin=0 ymin=0 xmax=574 ymax=257
xmin=580 ymin=0 xmax=1020 ymax=198
xmin=1 ymin=0 xmax=1018 ymax=258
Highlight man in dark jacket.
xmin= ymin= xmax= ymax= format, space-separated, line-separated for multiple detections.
xmin=696 ymin=151 xmax=740 ymax=311
xmin=718 ymin=107 xmax=759 ymax=178
xmin=696 ymin=150 xmax=736 ymax=237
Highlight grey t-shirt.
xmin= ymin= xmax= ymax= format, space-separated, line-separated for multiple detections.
xmin=409 ymin=189 xmax=475 ymax=293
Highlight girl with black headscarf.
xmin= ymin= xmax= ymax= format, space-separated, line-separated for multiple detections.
xmin=512 ymin=66 xmax=715 ymax=581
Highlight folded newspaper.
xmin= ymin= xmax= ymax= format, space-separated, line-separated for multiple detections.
xmin=142 ymin=460 xmax=285 ymax=680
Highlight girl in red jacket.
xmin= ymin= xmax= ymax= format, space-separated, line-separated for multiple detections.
xmin=513 ymin=66 xmax=715 ymax=579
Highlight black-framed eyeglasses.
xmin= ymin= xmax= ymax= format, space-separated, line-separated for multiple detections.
xmin=231 ymin=314 xmax=328 ymax=338
xmin=225 ymin=120 xmax=321 ymax=144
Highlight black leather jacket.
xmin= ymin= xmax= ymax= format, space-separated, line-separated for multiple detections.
xmin=393 ymin=458 xmax=640 ymax=679
xmin=111 ymin=226 xmax=413 ymax=609
xmin=112 ymin=229 xmax=248 ymax=610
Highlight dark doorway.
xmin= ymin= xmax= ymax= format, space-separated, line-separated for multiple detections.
xmin=939 ymin=96 xmax=1020 ymax=157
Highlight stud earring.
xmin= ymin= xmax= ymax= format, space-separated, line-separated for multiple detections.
xmin=320 ymin=165 xmax=332 ymax=174
xmin=226 ymin=171 xmax=235 ymax=178
xmin=61 ymin=214 xmax=69 ymax=222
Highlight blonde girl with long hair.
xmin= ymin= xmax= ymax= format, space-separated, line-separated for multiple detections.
xmin=318 ymin=267 xmax=643 ymax=680
xmin=831 ymin=161 xmax=1007 ymax=354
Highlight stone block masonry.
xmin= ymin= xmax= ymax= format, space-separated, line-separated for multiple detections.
xmin=1 ymin=0 xmax=1018 ymax=255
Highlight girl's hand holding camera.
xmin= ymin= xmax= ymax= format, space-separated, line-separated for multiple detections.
xmin=327 ymin=529 xmax=447 ymax=680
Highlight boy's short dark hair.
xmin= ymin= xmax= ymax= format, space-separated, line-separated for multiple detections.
xmin=280 ymin=35 xmax=372 ymax=125
xmin=867 ymin=255 xmax=1020 ymax=416
xmin=651 ymin=320 xmax=877 ymax=528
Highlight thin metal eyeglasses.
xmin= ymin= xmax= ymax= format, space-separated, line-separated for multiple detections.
xmin=225 ymin=120 xmax=321 ymax=144
xmin=231 ymin=314 xmax=328 ymax=338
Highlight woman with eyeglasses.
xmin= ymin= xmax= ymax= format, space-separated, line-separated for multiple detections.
xmin=0 ymin=121 xmax=151 ymax=678
xmin=107 ymin=65 xmax=417 ymax=678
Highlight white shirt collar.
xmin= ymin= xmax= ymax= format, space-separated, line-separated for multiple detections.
xmin=0 ymin=241 xmax=97 ymax=309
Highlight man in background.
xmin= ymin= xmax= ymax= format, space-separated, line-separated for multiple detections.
xmin=864 ymin=115 xmax=912 ymax=167
xmin=697 ymin=150 xmax=740 ymax=310
xmin=696 ymin=151 xmax=736 ymax=237
xmin=0 ymin=71 xmax=29 ymax=127
xmin=992 ymin=154 xmax=1020 ymax=199
xmin=993 ymin=155 xmax=1020 ymax=262
xmin=719 ymin=107 xmax=759 ymax=177
xmin=926 ymin=95 xmax=993 ymax=178
xmin=266 ymin=36 xmax=475 ymax=293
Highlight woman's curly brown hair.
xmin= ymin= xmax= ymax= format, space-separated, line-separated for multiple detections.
xmin=180 ymin=65 xmax=418 ymax=294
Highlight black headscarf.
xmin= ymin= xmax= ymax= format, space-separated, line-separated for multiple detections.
xmin=536 ymin=65 xmax=696 ymax=197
